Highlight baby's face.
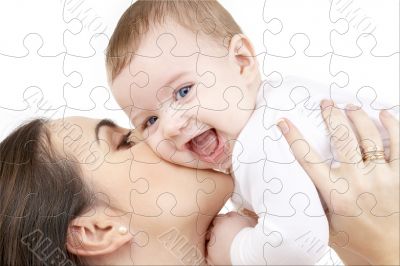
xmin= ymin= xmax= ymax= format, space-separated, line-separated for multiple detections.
xmin=112 ymin=20 xmax=257 ymax=171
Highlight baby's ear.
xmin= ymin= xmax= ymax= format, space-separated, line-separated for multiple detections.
xmin=228 ymin=34 xmax=259 ymax=82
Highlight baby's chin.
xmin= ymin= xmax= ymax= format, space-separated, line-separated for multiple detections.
xmin=198 ymin=157 xmax=232 ymax=174
xmin=162 ymin=156 xmax=223 ymax=171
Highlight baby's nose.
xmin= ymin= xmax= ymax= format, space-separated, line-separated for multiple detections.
xmin=162 ymin=110 xmax=189 ymax=139
xmin=163 ymin=120 xmax=183 ymax=138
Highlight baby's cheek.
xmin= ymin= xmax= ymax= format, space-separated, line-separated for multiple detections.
xmin=148 ymin=137 xmax=176 ymax=163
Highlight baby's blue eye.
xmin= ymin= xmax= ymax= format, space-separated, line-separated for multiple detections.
xmin=175 ymin=85 xmax=192 ymax=100
xmin=144 ymin=116 xmax=158 ymax=128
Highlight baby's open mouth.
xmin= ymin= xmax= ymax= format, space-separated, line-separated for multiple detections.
xmin=186 ymin=128 xmax=224 ymax=163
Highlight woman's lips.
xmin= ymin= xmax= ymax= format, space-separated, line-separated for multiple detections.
xmin=187 ymin=129 xmax=226 ymax=163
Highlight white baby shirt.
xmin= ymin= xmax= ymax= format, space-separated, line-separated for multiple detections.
xmin=229 ymin=76 xmax=397 ymax=265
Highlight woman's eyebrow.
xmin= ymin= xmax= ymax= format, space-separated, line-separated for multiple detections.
xmin=95 ymin=119 xmax=117 ymax=143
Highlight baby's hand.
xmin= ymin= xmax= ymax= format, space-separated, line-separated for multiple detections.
xmin=206 ymin=211 xmax=257 ymax=265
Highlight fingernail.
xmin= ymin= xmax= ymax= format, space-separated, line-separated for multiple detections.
xmin=320 ymin=99 xmax=334 ymax=109
xmin=277 ymin=119 xmax=289 ymax=134
xmin=346 ymin=104 xmax=359 ymax=111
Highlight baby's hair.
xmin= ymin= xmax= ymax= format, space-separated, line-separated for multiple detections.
xmin=106 ymin=0 xmax=242 ymax=83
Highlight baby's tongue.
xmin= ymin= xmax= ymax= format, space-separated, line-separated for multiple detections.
xmin=190 ymin=129 xmax=218 ymax=156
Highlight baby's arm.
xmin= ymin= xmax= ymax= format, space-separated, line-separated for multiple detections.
xmin=208 ymin=211 xmax=327 ymax=265
xmin=206 ymin=212 xmax=256 ymax=265
xmin=229 ymin=212 xmax=328 ymax=265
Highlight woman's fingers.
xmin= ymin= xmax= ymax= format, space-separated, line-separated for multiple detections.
xmin=345 ymin=104 xmax=385 ymax=155
xmin=278 ymin=118 xmax=330 ymax=200
xmin=320 ymin=100 xmax=363 ymax=163
xmin=379 ymin=110 xmax=399 ymax=165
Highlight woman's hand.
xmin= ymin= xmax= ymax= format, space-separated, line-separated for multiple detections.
xmin=278 ymin=100 xmax=399 ymax=265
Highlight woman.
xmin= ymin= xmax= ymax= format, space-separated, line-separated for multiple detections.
xmin=1 ymin=103 xmax=398 ymax=265
xmin=0 ymin=116 xmax=234 ymax=265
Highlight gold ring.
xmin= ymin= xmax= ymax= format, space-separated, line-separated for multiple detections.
xmin=362 ymin=150 xmax=386 ymax=162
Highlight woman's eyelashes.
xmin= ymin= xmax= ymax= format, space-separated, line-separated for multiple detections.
xmin=116 ymin=130 xmax=135 ymax=149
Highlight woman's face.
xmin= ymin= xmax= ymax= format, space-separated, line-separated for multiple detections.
xmin=49 ymin=116 xmax=233 ymax=264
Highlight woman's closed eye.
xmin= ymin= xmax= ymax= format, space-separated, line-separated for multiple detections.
xmin=117 ymin=130 xmax=135 ymax=149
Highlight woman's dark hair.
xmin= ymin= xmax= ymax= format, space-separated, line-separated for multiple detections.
xmin=0 ymin=119 xmax=92 ymax=265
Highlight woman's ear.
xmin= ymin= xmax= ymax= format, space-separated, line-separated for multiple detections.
xmin=66 ymin=213 xmax=133 ymax=257
xmin=228 ymin=34 xmax=259 ymax=83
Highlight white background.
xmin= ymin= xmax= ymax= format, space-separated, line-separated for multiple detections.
xmin=0 ymin=1 xmax=399 ymax=265
xmin=0 ymin=0 xmax=398 ymax=138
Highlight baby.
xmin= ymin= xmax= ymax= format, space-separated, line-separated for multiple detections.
xmin=106 ymin=1 xmax=396 ymax=265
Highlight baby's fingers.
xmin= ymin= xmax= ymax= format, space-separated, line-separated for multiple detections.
xmin=278 ymin=118 xmax=330 ymax=200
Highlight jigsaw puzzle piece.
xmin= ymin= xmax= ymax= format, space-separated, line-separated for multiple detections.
xmin=263 ymin=34 xmax=334 ymax=101
xmin=49 ymin=115 xmax=133 ymax=175
xmin=331 ymin=164 xmax=399 ymax=218
xmin=263 ymin=0 xmax=346 ymax=56
xmin=0 ymin=87 xmax=67 ymax=140
xmin=262 ymin=160 xmax=329 ymax=217
xmin=111 ymin=70 xmax=150 ymax=112
xmin=129 ymin=189 xmax=220 ymax=264
xmin=130 ymin=208 xmax=206 ymax=265
xmin=0 ymin=0 xmax=81 ymax=56
xmin=219 ymin=0 xmax=267 ymax=57
xmin=261 ymin=193 xmax=329 ymax=264
xmin=132 ymin=28 xmax=198 ymax=58
xmin=0 ymin=34 xmax=81 ymax=110
xmin=63 ymin=86 xmax=132 ymax=129
xmin=114 ymin=51 xmax=204 ymax=113
xmin=330 ymin=34 xmax=399 ymax=108
xmin=262 ymin=77 xmax=330 ymax=112
xmin=330 ymin=0 xmax=399 ymax=56
xmin=67 ymin=193 xmax=147 ymax=264
xmin=63 ymin=34 xmax=111 ymax=110
xmin=127 ymin=163 xmax=232 ymax=264
xmin=62 ymin=0 xmax=133 ymax=57
xmin=195 ymin=59 xmax=253 ymax=111
xmin=285 ymin=133 xmax=363 ymax=218
xmin=329 ymin=192 xmax=399 ymax=262
xmin=128 ymin=150 xmax=218 ymax=217
xmin=52 ymin=118 xmax=108 ymax=170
